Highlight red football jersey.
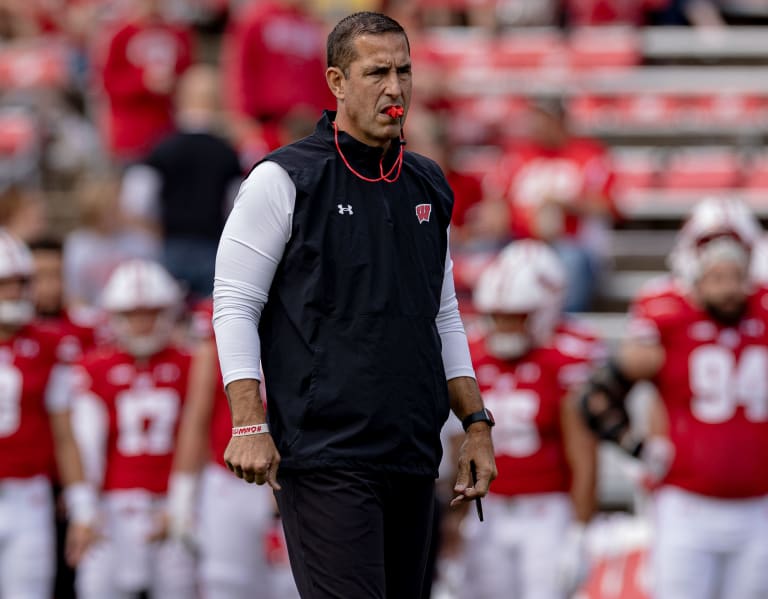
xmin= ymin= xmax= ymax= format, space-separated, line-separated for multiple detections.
xmin=77 ymin=346 xmax=191 ymax=494
xmin=0 ymin=324 xmax=69 ymax=479
xmin=472 ymin=328 xmax=598 ymax=497
xmin=629 ymin=283 xmax=768 ymax=498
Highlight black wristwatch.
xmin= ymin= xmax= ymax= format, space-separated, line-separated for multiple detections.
xmin=462 ymin=408 xmax=495 ymax=432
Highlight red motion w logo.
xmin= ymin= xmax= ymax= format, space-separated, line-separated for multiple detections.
xmin=415 ymin=203 xmax=432 ymax=224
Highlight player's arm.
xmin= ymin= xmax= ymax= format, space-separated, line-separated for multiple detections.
xmin=562 ymin=393 xmax=598 ymax=524
xmin=579 ymin=339 xmax=664 ymax=455
xmin=558 ymin=390 xmax=599 ymax=593
xmin=165 ymin=338 xmax=218 ymax=540
xmin=435 ymin=237 xmax=497 ymax=505
xmin=47 ymin=365 xmax=99 ymax=566
xmin=213 ymin=161 xmax=294 ymax=489
xmin=173 ymin=338 xmax=218 ymax=474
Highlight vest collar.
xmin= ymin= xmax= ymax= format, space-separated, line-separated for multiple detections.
xmin=317 ymin=110 xmax=402 ymax=178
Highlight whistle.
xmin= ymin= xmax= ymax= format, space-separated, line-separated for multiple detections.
xmin=385 ymin=106 xmax=404 ymax=119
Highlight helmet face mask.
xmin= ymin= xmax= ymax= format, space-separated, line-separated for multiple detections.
xmin=0 ymin=231 xmax=35 ymax=329
xmin=111 ymin=308 xmax=177 ymax=358
xmin=487 ymin=313 xmax=531 ymax=360
xmin=670 ymin=197 xmax=761 ymax=287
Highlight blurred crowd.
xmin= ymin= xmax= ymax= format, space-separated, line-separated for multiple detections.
xmin=1 ymin=1 xmax=768 ymax=599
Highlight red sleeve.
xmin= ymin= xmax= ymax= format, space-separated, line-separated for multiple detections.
xmin=174 ymin=27 xmax=193 ymax=77
xmin=626 ymin=281 xmax=683 ymax=346
xmin=448 ymin=172 xmax=483 ymax=228
xmin=101 ymin=26 xmax=148 ymax=99
xmin=221 ymin=14 xmax=263 ymax=117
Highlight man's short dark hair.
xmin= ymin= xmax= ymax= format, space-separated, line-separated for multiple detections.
xmin=327 ymin=12 xmax=409 ymax=76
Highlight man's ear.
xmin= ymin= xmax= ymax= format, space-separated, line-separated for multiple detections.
xmin=326 ymin=67 xmax=346 ymax=100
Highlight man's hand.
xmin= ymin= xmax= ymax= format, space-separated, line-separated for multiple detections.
xmin=224 ymin=434 xmax=282 ymax=490
xmin=223 ymin=379 xmax=281 ymax=489
xmin=65 ymin=522 xmax=97 ymax=567
xmin=450 ymin=424 xmax=497 ymax=507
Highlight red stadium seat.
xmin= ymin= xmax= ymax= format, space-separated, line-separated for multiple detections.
xmin=661 ymin=148 xmax=741 ymax=190
xmin=0 ymin=39 xmax=70 ymax=89
xmin=494 ymin=31 xmax=566 ymax=68
xmin=611 ymin=148 xmax=661 ymax=194
xmin=421 ymin=31 xmax=494 ymax=69
xmin=567 ymin=27 xmax=640 ymax=69
xmin=569 ymin=95 xmax=623 ymax=129
xmin=744 ymin=153 xmax=768 ymax=189
xmin=0 ymin=110 xmax=37 ymax=156
xmin=618 ymin=94 xmax=678 ymax=128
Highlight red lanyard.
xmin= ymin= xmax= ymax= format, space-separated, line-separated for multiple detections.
xmin=333 ymin=121 xmax=404 ymax=183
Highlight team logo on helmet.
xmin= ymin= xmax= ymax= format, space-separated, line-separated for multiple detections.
xmin=415 ymin=203 xmax=432 ymax=224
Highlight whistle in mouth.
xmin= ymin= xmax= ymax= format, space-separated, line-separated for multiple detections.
xmin=385 ymin=106 xmax=404 ymax=119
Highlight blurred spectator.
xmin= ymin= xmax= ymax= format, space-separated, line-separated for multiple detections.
xmin=221 ymin=0 xmax=333 ymax=154
xmin=0 ymin=185 xmax=47 ymax=242
xmin=95 ymin=0 xmax=193 ymax=162
xmin=45 ymin=90 xmax=105 ymax=187
xmin=480 ymin=99 xmax=617 ymax=311
xmin=563 ymin=0 xmax=671 ymax=25
xmin=382 ymin=1 xmax=452 ymax=110
xmin=405 ymin=106 xmax=485 ymax=247
xmin=496 ymin=0 xmax=560 ymax=26
xmin=0 ymin=0 xmax=42 ymax=40
xmin=665 ymin=0 xmax=768 ymax=25
xmin=121 ymin=64 xmax=243 ymax=299
xmin=0 ymin=107 xmax=41 ymax=191
xmin=63 ymin=176 xmax=159 ymax=307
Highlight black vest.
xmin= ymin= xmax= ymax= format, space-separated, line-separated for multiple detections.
xmin=258 ymin=111 xmax=453 ymax=476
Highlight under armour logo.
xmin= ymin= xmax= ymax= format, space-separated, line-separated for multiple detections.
xmin=338 ymin=204 xmax=354 ymax=215
xmin=415 ymin=203 xmax=432 ymax=224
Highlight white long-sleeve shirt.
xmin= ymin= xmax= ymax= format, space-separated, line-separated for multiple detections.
xmin=213 ymin=160 xmax=475 ymax=387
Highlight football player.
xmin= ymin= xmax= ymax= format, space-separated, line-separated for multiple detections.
xmin=0 ymin=230 xmax=96 ymax=598
xmin=72 ymin=259 xmax=196 ymax=599
xmin=29 ymin=237 xmax=104 ymax=358
xmin=167 ymin=298 xmax=299 ymax=599
xmin=581 ymin=197 xmax=768 ymax=598
xmin=461 ymin=240 xmax=599 ymax=599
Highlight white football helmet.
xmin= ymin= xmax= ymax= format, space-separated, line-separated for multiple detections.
xmin=473 ymin=240 xmax=566 ymax=357
xmin=101 ymin=260 xmax=182 ymax=357
xmin=0 ymin=229 xmax=34 ymax=326
xmin=669 ymin=197 xmax=761 ymax=285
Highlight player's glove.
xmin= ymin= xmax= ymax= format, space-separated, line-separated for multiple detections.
xmin=579 ymin=360 xmax=642 ymax=456
xmin=557 ymin=523 xmax=590 ymax=595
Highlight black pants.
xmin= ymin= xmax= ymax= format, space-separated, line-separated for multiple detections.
xmin=275 ymin=469 xmax=436 ymax=599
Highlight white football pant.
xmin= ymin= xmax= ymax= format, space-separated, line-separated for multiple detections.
xmin=0 ymin=476 xmax=55 ymax=599
xmin=76 ymin=489 xmax=195 ymax=599
xmin=653 ymin=486 xmax=768 ymax=599
xmin=461 ymin=492 xmax=573 ymax=599
xmin=198 ymin=463 xmax=299 ymax=599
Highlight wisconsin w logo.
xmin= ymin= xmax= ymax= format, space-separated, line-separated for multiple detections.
xmin=415 ymin=203 xmax=432 ymax=224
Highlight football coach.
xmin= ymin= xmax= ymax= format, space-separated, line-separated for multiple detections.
xmin=212 ymin=11 xmax=496 ymax=598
